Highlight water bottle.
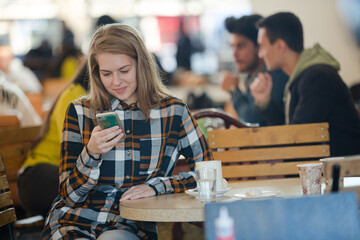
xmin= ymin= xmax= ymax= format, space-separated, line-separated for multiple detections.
xmin=215 ymin=206 xmax=235 ymax=240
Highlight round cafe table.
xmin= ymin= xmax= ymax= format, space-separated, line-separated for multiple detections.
xmin=120 ymin=178 xmax=302 ymax=222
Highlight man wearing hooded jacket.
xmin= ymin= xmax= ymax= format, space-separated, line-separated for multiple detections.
xmin=251 ymin=12 xmax=360 ymax=157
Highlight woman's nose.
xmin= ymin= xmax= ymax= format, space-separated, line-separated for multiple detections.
xmin=112 ymin=72 xmax=122 ymax=85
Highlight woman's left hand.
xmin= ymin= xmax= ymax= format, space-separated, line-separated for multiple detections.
xmin=120 ymin=184 xmax=156 ymax=202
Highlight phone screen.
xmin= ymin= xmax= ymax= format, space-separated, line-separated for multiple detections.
xmin=97 ymin=115 xmax=119 ymax=129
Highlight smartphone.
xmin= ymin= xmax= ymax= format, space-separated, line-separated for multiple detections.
xmin=96 ymin=112 xmax=125 ymax=139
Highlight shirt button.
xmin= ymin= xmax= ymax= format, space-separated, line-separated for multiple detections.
xmin=126 ymin=110 xmax=130 ymax=113
xmin=126 ymin=151 xmax=131 ymax=156
xmin=114 ymin=205 xmax=118 ymax=209
xmin=107 ymin=219 xmax=111 ymax=223
xmin=126 ymin=129 xmax=130 ymax=134
xmin=125 ymin=175 xmax=130 ymax=179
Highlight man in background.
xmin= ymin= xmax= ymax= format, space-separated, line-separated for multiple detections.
xmin=251 ymin=12 xmax=360 ymax=156
xmin=0 ymin=38 xmax=42 ymax=94
xmin=0 ymin=71 xmax=42 ymax=127
xmin=220 ymin=14 xmax=288 ymax=126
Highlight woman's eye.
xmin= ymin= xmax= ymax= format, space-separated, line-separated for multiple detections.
xmin=102 ymin=73 xmax=110 ymax=77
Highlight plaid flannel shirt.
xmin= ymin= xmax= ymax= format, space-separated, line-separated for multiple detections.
xmin=41 ymin=96 xmax=213 ymax=239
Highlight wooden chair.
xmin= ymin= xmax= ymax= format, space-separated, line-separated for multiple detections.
xmin=172 ymin=108 xmax=257 ymax=176
xmin=208 ymin=122 xmax=330 ymax=182
xmin=192 ymin=108 xmax=259 ymax=129
xmin=0 ymin=115 xmax=20 ymax=129
xmin=0 ymin=156 xmax=17 ymax=240
xmin=25 ymin=93 xmax=44 ymax=118
xmin=42 ymin=78 xmax=69 ymax=98
xmin=0 ymin=126 xmax=41 ymax=207
xmin=321 ymin=155 xmax=360 ymax=202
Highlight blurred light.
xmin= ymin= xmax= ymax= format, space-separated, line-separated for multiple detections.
xmin=140 ymin=17 xmax=161 ymax=52
xmin=0 ymin=3 xmax=58 ymax=19
xmin=134 ymin=0 xmax=183 ymax=17
xmin=185 ymin=1 xmax=204 ymax=15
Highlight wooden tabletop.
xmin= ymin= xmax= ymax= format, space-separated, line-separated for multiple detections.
xmin=120 ymin=178 xmax=303 ymax=222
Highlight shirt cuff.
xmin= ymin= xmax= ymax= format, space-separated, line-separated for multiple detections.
xmin=86 ymin=146 xmax=102 ymax=161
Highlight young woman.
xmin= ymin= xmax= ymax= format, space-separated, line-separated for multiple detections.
xmin=41 ymin=24 xmax=213 ymax=240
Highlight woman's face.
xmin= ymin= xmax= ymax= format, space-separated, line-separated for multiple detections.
xmin=97 ymin=53 xmax=138 ymax=105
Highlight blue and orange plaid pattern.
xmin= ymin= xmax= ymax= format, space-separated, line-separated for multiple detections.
xmin=41 ymin=96 xmax=213 ymax=239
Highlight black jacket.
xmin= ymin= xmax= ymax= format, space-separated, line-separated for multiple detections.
xmin=261 ymin=64 xmax=360 ymax=156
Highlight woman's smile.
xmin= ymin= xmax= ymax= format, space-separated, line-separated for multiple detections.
xmin=114 ymin=86 xmax=127 ymax=94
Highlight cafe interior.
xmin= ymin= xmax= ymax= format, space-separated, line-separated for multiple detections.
xmin=0 ymin=0 xmax=360 ymax=239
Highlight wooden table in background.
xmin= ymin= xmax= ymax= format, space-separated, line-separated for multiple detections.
xmin=120 ymin=178 xmax=302 ymax=222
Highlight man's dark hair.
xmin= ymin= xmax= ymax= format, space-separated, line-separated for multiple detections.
xmin=225 ymin=14 xmax=263 ymax=46
xmin=257 ymin=12 xmax=304 ymax=53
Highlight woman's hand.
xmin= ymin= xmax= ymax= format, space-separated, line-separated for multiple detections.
xmin=87 ymin=125 xmax=124 ymax=156
xmin=120 ymin=184 xmax=156 ymax=202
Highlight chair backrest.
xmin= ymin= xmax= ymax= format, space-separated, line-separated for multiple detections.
xmin=321 ymin=155 xmax=360 ymax=201
xmin=208 ymin=122 xmax=330 ymax=181
xmin=42 ymin=78 xmax=69 ymax=98
xmin=192 ymin=108 xmax=259 ymax=129
xmin=25 ymin=93 xmax=44 ymax=118
xmin=0 ymin=126 xmax=41 ymax=206
xmin=0 ymin=114 xmax=20 ymax=128
xmin=0 ymin=156 xmax=17 ymax=227
xmin=205 ymin=192 xmax=360 ymax=240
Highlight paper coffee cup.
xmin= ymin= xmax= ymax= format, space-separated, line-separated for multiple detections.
xmin=195 ymin=160 xmax=223 ymax=191
xmin=297 ymin=163 xmax=322 ymax=195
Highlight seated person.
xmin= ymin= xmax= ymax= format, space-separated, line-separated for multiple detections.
xmin=220 ymin=14 xmax=288 ymax=126
xmin=41 ymin=24 xmax=213 ymax=239
xmin=251 ymin=12 xmax=360 ymax=156
xmin=0 ymin=71 xmax=42 ymax=127
xmin=0 ymin=41 xmax=42 ymax=94
xmin=18 ymin=63 xmax=89 ymax=217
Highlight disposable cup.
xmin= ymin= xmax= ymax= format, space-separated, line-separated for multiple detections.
xmin=297 ymin=163 xmax=322 ymax=195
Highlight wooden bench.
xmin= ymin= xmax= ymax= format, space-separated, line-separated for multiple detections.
xmin=207 ymin=122 xmax=330 ymax=182
xmin=0 ymin=126 xmax=41 ymax=207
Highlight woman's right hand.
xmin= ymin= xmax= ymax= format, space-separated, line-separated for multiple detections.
xmin=87 ymin=125 xmax=124 ymax=156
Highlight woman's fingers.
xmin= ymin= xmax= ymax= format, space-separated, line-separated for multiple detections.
xmin=87 ymin=126 xmax=124 ymax=155
xmin=120 ymin=184 xmax=155 ymax=202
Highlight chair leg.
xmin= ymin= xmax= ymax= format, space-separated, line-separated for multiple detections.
xmin=8 ymin=224 xmax=14 ymax=240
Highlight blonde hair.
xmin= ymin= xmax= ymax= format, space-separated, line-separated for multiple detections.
xmin=87 ymin=23 xmax=168 ymax=119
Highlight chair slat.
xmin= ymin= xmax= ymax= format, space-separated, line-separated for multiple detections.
xmin=0 ymin=192 xmax=13 ymax=209
xmin=0 ymin=208 xmax=17 ymax=227
xmin=213 ymin=145 xmax=330 ymax=163
xmin=0 ymin=158 xmax=4 ymax=171
xmin=0 ymin=143 xmax=33 ymax=159
xmin=223 ymin=161 xmax=319 ymax=178
xmin=208 ymin=122 xmax=329 ymax=148
xmin=0 ymin=126 xmax=41 ymax=145
xmin=0 ymin=115 xmax=20 ymax=128
xmin=0 ymin=175 xmax=9 ymax=191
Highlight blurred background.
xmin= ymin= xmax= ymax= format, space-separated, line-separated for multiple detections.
xmin=0 ymin=0 xmax=359 ymax=109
